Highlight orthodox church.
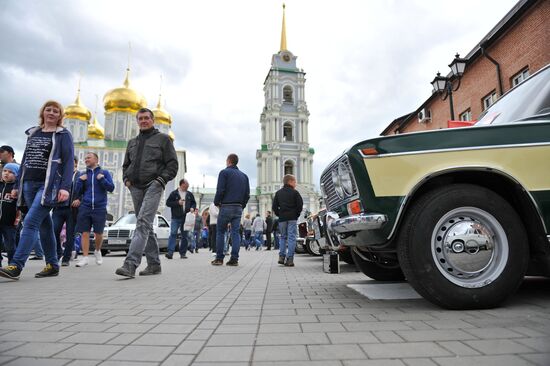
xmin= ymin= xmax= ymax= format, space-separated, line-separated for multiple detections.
xmin=63 ymin=70 xmax=187 ymax=220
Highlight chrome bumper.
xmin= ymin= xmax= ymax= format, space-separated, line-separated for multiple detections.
xmin=325 ymin=211 xmax=387 ymax=247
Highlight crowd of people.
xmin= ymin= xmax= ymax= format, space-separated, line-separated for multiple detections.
xmin=0 ymin=100 xmax=303 ymax=281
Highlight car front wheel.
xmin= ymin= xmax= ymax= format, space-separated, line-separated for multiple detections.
xmin=397 ymin=184 xmax=529 ymax=309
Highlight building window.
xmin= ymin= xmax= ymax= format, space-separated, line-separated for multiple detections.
xmin=283 ymin=122 xmax=293 ymax=141
xmin=459 ymin=109 xmax=472 ymax=121
xmin=482 ymin=91 xmax=497 ymax=111
xmin=511 ymin=68 xmax=529 ymax=87
xmin=283 ymin=86 xmax=293 ymax=103
xmin=284 ymin=160 xmax=294 ymax=176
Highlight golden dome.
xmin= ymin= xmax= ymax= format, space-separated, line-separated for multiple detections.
xmin=65 ymin=91 xmax=91 ymax=122
xmin=152 ymin=95 xmax=172 ymax=125
xmin=88 ymin=115 xmax=105 ymax=140
xmin=103 ymin=69 xmax=147 ymax=113
xmin=168 ymin=130 xmax=175 ymax=141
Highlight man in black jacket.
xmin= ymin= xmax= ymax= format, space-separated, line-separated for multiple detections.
xmin=265 ymin=211 xmax=273 ymax=250
xmin=165 ymin=179 xmax=196 ymax=259
xmin=116 ymin=108 xmax=178 ymax=278
xmin=272 ymin=174 xmax=303 ymax=267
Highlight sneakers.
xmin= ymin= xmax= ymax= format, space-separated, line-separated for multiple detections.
xmin=61 ymin=261 xmax=70 ymax=267
xmin=0 ymin=265 xmax=21 ymax=280
xmin=115 ymin=263 xmax=136 ymax=278
xmin=165 ymin=253 xmax=173 ymax=259
xmin=35 ymin=264 xmax=59 ymax=278
xmin=180 ymin=255 xmax=187 ymax=259
xmin=75 ymin=256 xmax=89 ymax=267
xmin=195 ymin=249 xmax=199 ymax=253
xmin=284 ymin=257 xmax=294 ymax=267
xmin=226 ymin=258 xmax=238 ymax=266
xmin=278 ymin=256 xmax=285 ymax=265
xmin=138 ymin=265 xmax=162 ymax=276
xmin=211 ymin=259 xmax=223 ymax=266
xmin=94 ymin=251 xmax=103 ymax=265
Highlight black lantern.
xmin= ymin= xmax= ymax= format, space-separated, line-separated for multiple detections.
xmin=449 ymin=53 xmax=467 ymax=77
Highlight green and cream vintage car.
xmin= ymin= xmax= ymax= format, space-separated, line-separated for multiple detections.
xmin=321 ymin=64 xmax=550 ymax=309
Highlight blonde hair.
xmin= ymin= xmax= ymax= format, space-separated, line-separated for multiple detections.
xmin=245 ymin=213 xmax=250 ymax=219
xmin=39 ymin=100 xmax=64 ymax=128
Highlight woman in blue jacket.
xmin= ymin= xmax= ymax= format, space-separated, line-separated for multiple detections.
xmin=0 ymin=100 xmax=74 ymax=280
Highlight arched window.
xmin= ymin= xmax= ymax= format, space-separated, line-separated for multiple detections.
xmin=283 ymin=122 xmax=293 ymax=141
xmin=284 ymin=160 xmax=294 ymax=176
xmin=283 ymin=86 xmax=293 ymax=103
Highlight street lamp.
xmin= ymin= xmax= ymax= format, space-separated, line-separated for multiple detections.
xmin=431 ymin=53 xmax=467 ymax=121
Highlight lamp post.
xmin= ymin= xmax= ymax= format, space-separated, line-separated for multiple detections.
xmin=431 ymin=53 xmax=467 ymax=121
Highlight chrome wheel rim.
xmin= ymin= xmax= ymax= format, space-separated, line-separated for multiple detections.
xmin=309 ymin=240 xmax=321 ymax=255
xmin=431 ymin=207 xmax=508 ymax=288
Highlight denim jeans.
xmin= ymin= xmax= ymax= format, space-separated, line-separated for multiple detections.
xmin=278 ymin=220 xmax=297 ymax=259
xmin=216 ymin=205 xmax=243 ymax=260
xmin=274 ymin=231 xmax=280 ymax=250
xmin=0 ymin=225 xmax=17 ymax=264
xmin=52 ymin=206 xmax=76 ymax=262
xmin=33 ymin=238 xmax=44 ymax=257
xmin=254 ymin=231 xmax=263 ymax=249
xmin=185 ymin=231 xmax=194 ymax=254
xmin=124 ymin=181 xmax=163 ymax=268
xmin=244 ymin=229 xmax=252 ymax=249
xmin=167 ymin=217 xmax=186 ymax=256
xmin=11 ymin=181 xmax=57 ymax=270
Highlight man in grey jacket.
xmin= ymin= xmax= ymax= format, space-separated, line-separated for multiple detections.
xmin=115 ymin=108 xmax=178 ymax=278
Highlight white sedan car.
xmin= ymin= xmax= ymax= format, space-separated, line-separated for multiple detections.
xmin=101 ymin=213 xmax=171 ymax=254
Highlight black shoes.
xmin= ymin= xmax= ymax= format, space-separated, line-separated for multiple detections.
xmin=278 ymin=256 xmax=285 ymax=265
xmin=211 ymin=259 xmax=223 ymax=266
xmin=61 ymin=261 xmax=70 ymax=267
xmin=226 ymin=258 xmax=238 ymax=266
xmin=180 ymin=255 xmax=187 ymax=259
xmin=165 ymin=253 xmax=173 ymax=259
xmin=115 ymin=263 xmax=136 ymax=278
xmin=35 ymin=264 xmax=59 ymax=278
xmin=195 ymin=249 xmax=199 ymax=253
xmin=0 ymin=265 xmax=21 ymax=280
xmin=284 ymin=257 xmax=294 ymax=267
xmin=29 ymin=256 xmax=43 ymax=261
xmin=138 ymin=265 xmax=162 ymax=276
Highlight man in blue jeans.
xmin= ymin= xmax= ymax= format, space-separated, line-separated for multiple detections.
xmin=212 ymin=153 xmax=249 ymax=266
xmin=165 ymin=179 xmax=196 ymax=259
xmin=272 ymin=174 xmax=303 ymax=267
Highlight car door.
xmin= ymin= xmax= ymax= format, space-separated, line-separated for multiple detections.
xmin=155 ymin=215 xmax=171 ymax=249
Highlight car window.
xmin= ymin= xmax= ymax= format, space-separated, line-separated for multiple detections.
xmin=112 ymin=214 xmax=137 ymax=226
xmin=158 ymin=217 xmax=169 ymax=227
xmin=476 ymin=66 xmax=550 ymax=125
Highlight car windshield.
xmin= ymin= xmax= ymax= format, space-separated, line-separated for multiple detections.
xmin=112 ymin=214 xmax=137 ymax=226
xmin=476 ymin=65 xmax=550 ymax=125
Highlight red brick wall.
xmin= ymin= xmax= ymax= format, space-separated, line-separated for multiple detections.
xmin=394 ymin=0 xmax=550 ymax=134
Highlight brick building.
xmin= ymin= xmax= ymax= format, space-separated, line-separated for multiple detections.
xmin=382 ymin=0 xmax=549 ymax=135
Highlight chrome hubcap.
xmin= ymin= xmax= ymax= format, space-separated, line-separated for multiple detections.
xmin=431 ymin=207 xmax=508 ymax=288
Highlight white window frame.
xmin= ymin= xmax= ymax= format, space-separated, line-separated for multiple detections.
xmin=482 ymin=91 xmax=497 ymax=111
xmin=512 ymin=68 xmax=530 ymax=87
xmin=459 ymin=109 xmax=472 ymax=121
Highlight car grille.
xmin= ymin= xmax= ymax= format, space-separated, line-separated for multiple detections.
xmin=108 ymin=230 xmax=130 ymax=238
xmin=320 ymin=155 xmax=358 ymax=211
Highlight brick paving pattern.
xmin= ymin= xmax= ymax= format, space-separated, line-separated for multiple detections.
xmin=0 ymin=251 xmax=549 ymax=365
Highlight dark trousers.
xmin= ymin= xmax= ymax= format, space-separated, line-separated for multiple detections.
xmin=0 ymin=225 xmax=17 ymax=264
xmin=52 ymin=206 xmax=77 ymax=262
xmin=208 ymin=224 xmax=217 ymax=251
xmin=266 ymin=231 xmax=272 ymax=250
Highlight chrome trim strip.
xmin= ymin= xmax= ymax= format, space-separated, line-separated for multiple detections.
xmin=385 ymin=166 xmax=548 ymax=240
xmin=328 ymin=212 xmax=387 ymax=234
xmin=359 ymin=141 xmax=550 ymax=159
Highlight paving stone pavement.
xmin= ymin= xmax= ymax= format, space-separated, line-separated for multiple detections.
xmin=0 ymin=250 xmax=549 ymax=366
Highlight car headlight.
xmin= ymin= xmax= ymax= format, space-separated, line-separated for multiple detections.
xmin=331 ymin=169 xmax=344 ymax=199
xmin=338 ymin=162 xmax=354 ymax=196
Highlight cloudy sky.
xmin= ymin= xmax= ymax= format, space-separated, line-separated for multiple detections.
xmin=0 ymin=0 xmax=519 ymax=189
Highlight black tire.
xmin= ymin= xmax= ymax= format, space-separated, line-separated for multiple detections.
xmin=100 ymin=249 xmax=109 ymax=257
xmin=397 ymin=184 xmax=529 ymax=309
xmin=305 ymin=239 xmax=322 ymax=256
xmin=351 ymin=249 xmax=405 ymax=281
xmin=338 ymin=247 xmax=355 ymax=265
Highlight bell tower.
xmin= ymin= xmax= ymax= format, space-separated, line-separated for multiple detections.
xmin=256 ymin=4 xmax=318 ymax=217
